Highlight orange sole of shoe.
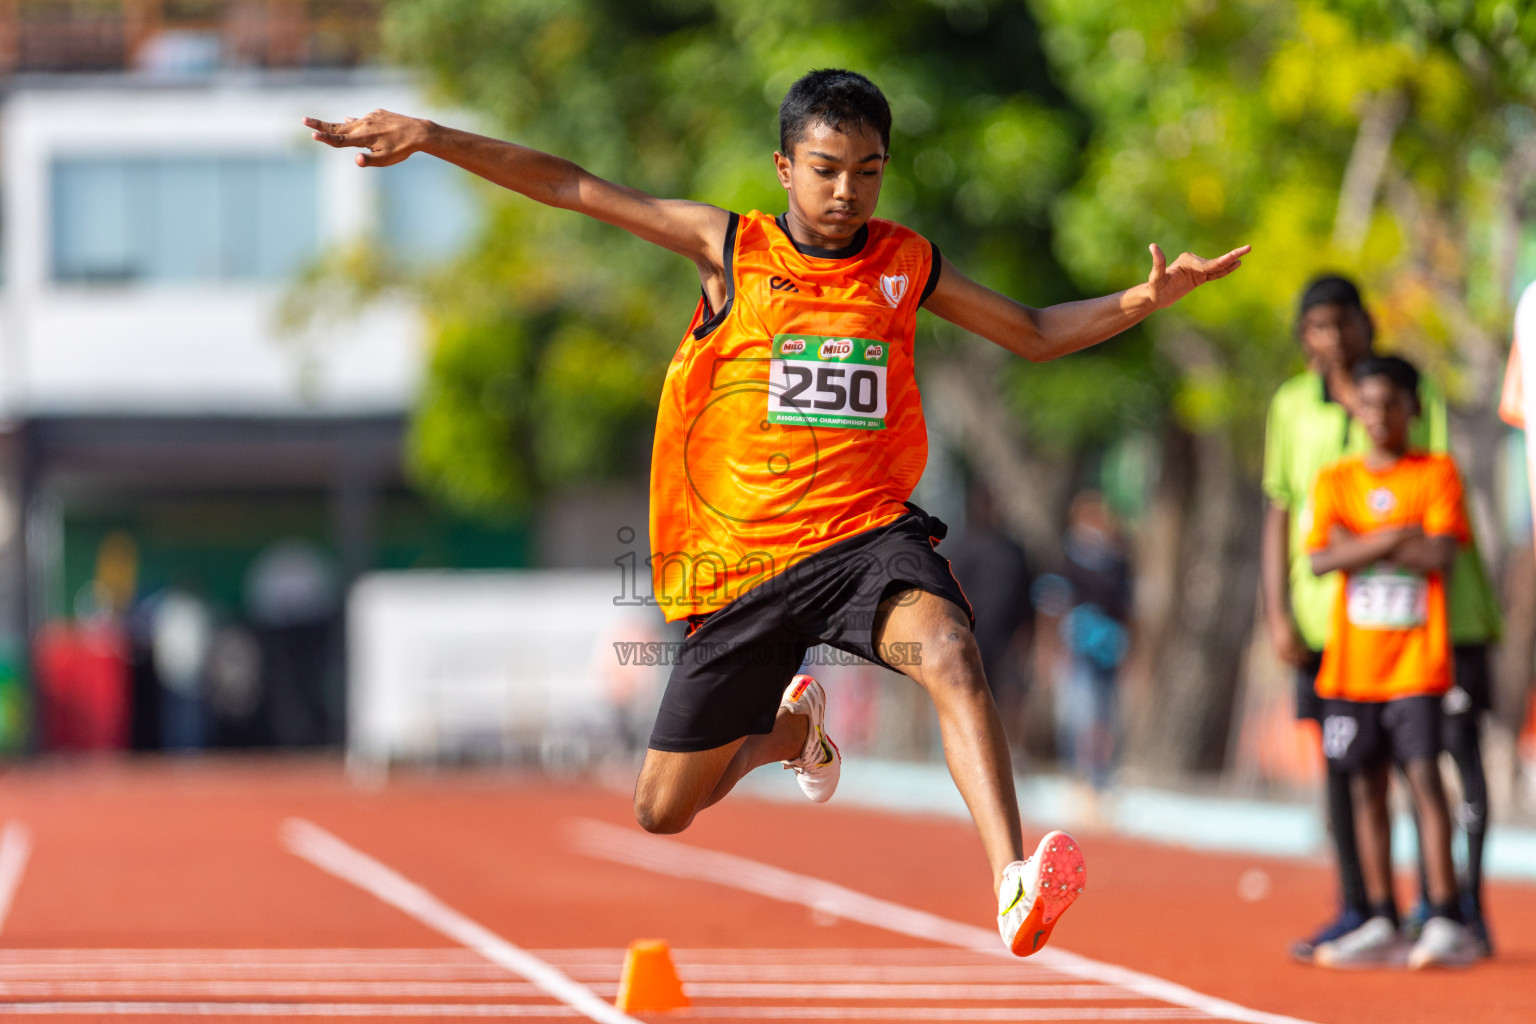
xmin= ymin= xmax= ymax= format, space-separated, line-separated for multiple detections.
xmin=1010 ymin=831 xmax=1086 ymax=957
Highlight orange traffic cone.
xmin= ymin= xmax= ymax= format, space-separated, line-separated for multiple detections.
xmin=614 ymin=939 xmax=689 ymax=1012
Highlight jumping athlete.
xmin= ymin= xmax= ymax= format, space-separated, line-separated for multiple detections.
xmin=307 ymin=69 xmax=1249 ymax=956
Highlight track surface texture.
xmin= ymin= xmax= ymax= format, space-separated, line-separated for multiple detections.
xmin=0 ymin=758 xmax=1529 ymax=1023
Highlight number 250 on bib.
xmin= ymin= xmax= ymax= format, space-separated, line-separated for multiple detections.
xmin=768 ymin=334 xmax=889 ymax=430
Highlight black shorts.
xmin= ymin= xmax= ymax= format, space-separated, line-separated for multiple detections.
xmin=1298 ymin=646 xmax=1488 ymax=724
xmin=1295 ymin=650 xmax=1325 ymax=722
xmin=1445 ymin=644 xmax=1492 ymax=717
xmin=647 ymin=506 xmax=973 ymax=752
xmin=1321 ymin=695 xmax=1442 ymax=773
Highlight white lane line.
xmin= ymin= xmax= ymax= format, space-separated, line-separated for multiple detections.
xmin=0 ymin=1002 xmax=582 ymax=1017
xmin=0 ymin=980 xmax=1144 ymax=1001
xmin=0 ymin=965 xmax=1066 ymax=976
xmin=663 ymin=983 xmax=1144 ymax=1001
xmin=0 ymin=947 xmax=1091 ymax=961
xmin=681 ymin=968 xmax=1077 ymax=982
xmin=0 ymin=952 xmax=1079 ymax=983
xmin=0 ymin=967 xmax=526 ymax=980
xmin=0 ymin=966 xmax=1075 ymax=983
xmin=0 ymin=822 xmax=32 ymax=934
xmin=280 ymin=819 xmax=641 ymax=1024
xmin=0 ymin=965 xmax=523 ymax=980
xmin=0 ymin=1005 xmax=1208 ymax=1021
xmin=674 ymin=948 xmax=1071 ymax=960
xmin=568 ymin=819 xmax=1320 ymax=1024
xmin=642 ymin=1012 xmax=1208 ymax=1021
xmin=0 ymin=981 xmax=553 ymax=997
xmin=612 ymin=1012 xmax=1206 ymax=1021
xmin=0 ymin=950 xmax=488 ymax=963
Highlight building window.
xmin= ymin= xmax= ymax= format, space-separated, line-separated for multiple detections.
xmin=51 ymin=156 xmax=318 ymax=284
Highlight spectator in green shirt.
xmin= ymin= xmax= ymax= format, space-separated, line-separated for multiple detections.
xmin=1261 ymin=275 xmax=1502 ymax=960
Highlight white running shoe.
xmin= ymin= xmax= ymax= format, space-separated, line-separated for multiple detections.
xmin=1314 ymin=916 xmax=1404 ymax=968
xmin=1407 ymin=916 xmax=1479 ymax=970
xmin=997 ymin=831 xmax=1085 ymax=957
xmin=779 ymin=675 xmax=839 ymax=803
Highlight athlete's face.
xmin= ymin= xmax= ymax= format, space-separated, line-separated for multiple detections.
xmin=1357 ymin=375 xmax=1415 ymax=454
xmin=1298 ymin=302 xmax=1373 ymax=373
xmin=774 ymin=121 xmax=888 ymax=245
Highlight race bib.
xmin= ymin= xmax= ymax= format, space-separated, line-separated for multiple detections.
xmin=1345 ymin=566 xmax=1427 ymax=630
xmin=768 ymin=334 xmax=889 ymax=430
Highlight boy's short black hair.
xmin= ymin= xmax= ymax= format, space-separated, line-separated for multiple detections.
xmin=778 ymin=69 xmax=892 ymax=157
xmin=1296 ymin=273 xmax=1375 ymax=344
xmin=1298 ymin=274 xmax=1364 ymax=316
xmin=1353 ymin=354 xmax=1420 ymax=400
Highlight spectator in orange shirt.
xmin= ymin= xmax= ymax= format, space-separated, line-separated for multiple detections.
xmin=1305 ymin=356 xmax=1479 ymax=970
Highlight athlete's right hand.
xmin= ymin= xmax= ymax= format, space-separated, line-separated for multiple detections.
xmin=1265 ymin=613 xmax=1309 ymax=666
xmin=305 ymin=109 xmax=432 ymax=167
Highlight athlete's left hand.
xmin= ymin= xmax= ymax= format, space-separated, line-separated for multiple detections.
xmin=1145 ymin=243 xmax=1251 ymax=309
xmin=305 ymin=109 xmax=430 ymax=167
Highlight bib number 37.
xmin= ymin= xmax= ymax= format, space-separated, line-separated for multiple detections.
xmin=1346 ymin=567 xmax=1428 ymax=630
xmin=768 ymin=334 xmax=889 ymax=430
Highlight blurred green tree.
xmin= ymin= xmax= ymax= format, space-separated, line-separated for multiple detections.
xmin=374 ymin=0 xmax=1110 ymax=528
xmin=1029 ymin=0 xmax=1536 ymax=768
xmin=350 ymin=0 xmax=1536 ymax=774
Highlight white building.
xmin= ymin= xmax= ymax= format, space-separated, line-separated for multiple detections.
xmin=1 ymin=74 xmax=447 ymax=416
xmin=0 ymin=70 xmax=505 ymax=750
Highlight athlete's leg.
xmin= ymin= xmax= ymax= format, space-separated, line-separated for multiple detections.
xmin=1350 ymin=761 xmax=1395 ymax=913
xmin=1447 ymin=646 xmax=1491 ymax=918
xmin=1401 ymin=756 xmax=1459 ymax=910
xmin=1306 ymin=660 xmax=1369 ymax=912
xmin=1403 ymin=771 xmax=1433 ymax=927
xmin=1443 ymin=710 xmax=1488 ymax=908
xmin=695 ymin=706 xmax=812 ymax=810
xmin=1326 ymin=764 xmax=1370 ymax=910
xmin=873 ymin=587 xmax=1024 ymax=892
xmin=1295 ymin=670 xmax=1370 ymax=959
xmin=633 ymin=711 xmax=810 ymax=834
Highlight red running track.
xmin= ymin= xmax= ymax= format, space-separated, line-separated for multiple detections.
xmin=0 ymin=758 xmax=1529 ymax=1023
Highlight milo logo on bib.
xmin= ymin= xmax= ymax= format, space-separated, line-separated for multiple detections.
xmin=768 ymin=334 xmax=891 ymax=430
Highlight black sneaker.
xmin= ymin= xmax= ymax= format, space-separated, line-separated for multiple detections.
xmin=1464 ymin=908 xmax=1494 ymax=958
xmin=1291 ymin=906 xmax=1368 ymax=962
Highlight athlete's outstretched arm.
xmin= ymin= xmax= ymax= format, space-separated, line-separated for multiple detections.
xmin=304 ymin=110 xmax=730 ymax=272
xmin=923 ymin=243 xmax=1250 ymax=362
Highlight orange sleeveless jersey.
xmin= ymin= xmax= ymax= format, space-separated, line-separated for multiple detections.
xmin=649 ymin=210 xmax=938 ymax=621
xmin=1305 ymin=452 xmax=1470 ymax=702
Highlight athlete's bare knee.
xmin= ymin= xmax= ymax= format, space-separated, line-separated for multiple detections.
xmin=632 ymin=741 xmax=742 ymax=834
xmin=914 ymin=630 xmax=986 ymax=697
xmin=633 ymin=790 xmax=694 ymax=835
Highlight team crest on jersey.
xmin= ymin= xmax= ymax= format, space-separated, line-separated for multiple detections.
xmin=818 ymin=338 xmax=854 ymax=360
xmin=879 ymin=273 xmax=909 ymax=308
xmin=1367 ymin=487 xmax=1397 ymax=516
